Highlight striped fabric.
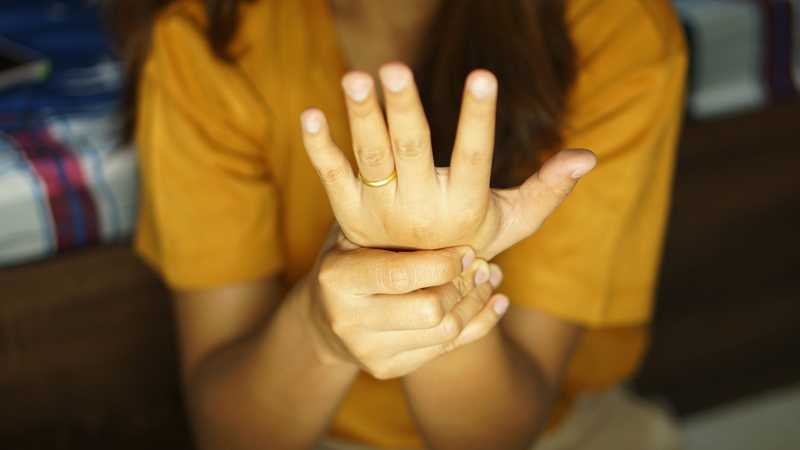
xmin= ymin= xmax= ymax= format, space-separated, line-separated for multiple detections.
xmin=0 ymin=0 xmax=799 ymax=266
xmin=0 ymin=115 xmax=137 ymax=266
xmin=0 ymin=1 xmax=134 ymax=266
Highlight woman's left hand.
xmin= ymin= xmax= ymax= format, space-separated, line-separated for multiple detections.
xmin=301 ymin=63 xmax=596 ymax=259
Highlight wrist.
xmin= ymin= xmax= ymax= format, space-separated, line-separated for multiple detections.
xmin=473 ymin=206 xmax=504 ymax=260
xmin=291 ymin=277 xmax=357 ymax=370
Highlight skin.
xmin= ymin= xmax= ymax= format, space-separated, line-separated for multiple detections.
xmin=302 ymin=66 xmax=596 ymax=258
xmin=175 ymin=229 xmax=503 ymax=450
xmin=174 ymin=1 xmax=597 ymax=449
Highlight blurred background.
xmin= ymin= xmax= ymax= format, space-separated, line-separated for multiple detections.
xmin=1 ymin=1 xmax=799 ymax=449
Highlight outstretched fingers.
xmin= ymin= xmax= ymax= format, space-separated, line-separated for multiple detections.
xmin=341 ymin=71 xmax=396 ymax=188
xmin=379 ymin=63 xmax=438 ymax=200
xmin=499 ymin=149 xmax=597 ymax=246
xmin=521 ymin=149 xmax=597 ymax=224
xmin=450 ymin=69 xmax=498 ymax=202
xmin=301 ymin=108 xmax=361 ymax=214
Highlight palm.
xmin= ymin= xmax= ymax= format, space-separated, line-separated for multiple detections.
xmin=301 ymin=63 xmax=596 ymax=259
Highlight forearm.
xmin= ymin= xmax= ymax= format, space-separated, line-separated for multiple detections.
xmin=403 ymin=328 xmax=554 ymax=450
xmin=185 ymin=279 xmax=359 ymax=450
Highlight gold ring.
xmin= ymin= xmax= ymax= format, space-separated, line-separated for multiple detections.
xmin=359 ymin=170 xmax=397 ymax=188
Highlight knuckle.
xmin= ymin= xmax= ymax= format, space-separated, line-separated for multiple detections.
xmin=347 ymin=336 xmax=383 ymax=365
xmin=541 ymin=180 xmax=573 ymax=200
xmin=470 ymin=282 xmax=491 ymax=301
xmin=440 ymin=253 xmax=463 ymax=280
xmin=349 ymin=343 xmax=372 ymax=362
xmin=369 ymin=364 xmax=397 ymax=381
xmin=439 ymin=314 xmax=462 ymax=341
xmin=393 ymin=136 xmax=429 ymax=160
xmin=534 ymin=172 xmax=572 ymax=200
xmin=317 ymin=259 xmax=338 ymax=288
xmin=460 ymin=146 xmax=491 ymax=166
xmin=457 ymin=205 xmax=484 ymax=227
xmin=418 ymin=256 xmax=461 ymax=286
xmin=377 ymin=260 xmax=415 ymax=292
xmin=319 ymin=165 xmax=349 ymax=185
xmin=403 ymin=208 xmax=440 ymax=245
xmin=420 ymin=253 xmax=460 ymax=286
xmin=451 ymin=274 xmax=469 ymax=296
xmin=356 ymin=145 xmax=388 ymax=168
xmin=479 ymin=282 xmax=495 ymax=298
xmin=443 ymin=284 xmax=463 ymax=309
xmin=419 ymin=295 xmax=445 ymax=326
xmin=408 ymin=212 xmax=435 ymax=233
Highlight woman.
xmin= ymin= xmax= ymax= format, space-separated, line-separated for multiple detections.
xmin=109 ymin=0 xmax=687 ymax=449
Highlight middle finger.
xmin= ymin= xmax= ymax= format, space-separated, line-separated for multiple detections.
xmin=364 ymin=283 xmax=461 ymax=331
xmin=379 ymin=63 xmax=437 ymax=199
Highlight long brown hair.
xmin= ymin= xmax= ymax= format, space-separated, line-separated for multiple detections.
xmin=106 ymin=0 xmax=576 ymax=187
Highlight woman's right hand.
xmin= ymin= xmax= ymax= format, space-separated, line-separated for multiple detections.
xmin=305 ymin=233 xmax=507 ymax=380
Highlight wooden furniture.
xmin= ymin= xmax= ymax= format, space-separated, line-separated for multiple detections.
xmin=2 ymin=102 xmax=799 ymax=448
xmin=0 ymin=244 xmax=191 ymax=449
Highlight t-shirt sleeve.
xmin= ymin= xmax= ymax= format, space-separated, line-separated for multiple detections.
xmin=494 ymin=0 xmax=688 ymax=326
xmin=134 ymin=8 xmax=284 ymax=290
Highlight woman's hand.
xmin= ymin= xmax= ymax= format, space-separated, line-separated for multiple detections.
xmin=306 ymin=232 xmax=506 ymax=380
xmin=301 ymin=63 xmax=597 ymax=259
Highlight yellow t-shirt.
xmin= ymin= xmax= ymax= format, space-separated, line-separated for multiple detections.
xmin=134 ymin=0 xmax=687 ymax=447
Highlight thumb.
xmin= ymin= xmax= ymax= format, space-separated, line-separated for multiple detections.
xmin=507 ymin=148 xmax=597 ymax=240
xmin=534 ymin=148 xmax=597 ymax=188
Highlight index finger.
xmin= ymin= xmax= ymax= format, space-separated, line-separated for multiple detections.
xmin=331 ymin=246 xmax=474 ymax=295
xmin=449 ymin=70 xmax=498 ymax=202
xmin=301 ymin=109 xmax=361 ymax=214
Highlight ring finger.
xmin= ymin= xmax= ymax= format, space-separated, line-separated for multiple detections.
xmin=384 ymin=293 xmax=508 ymax=376
xmin=341 ymin=71 xmax=396 ymax=187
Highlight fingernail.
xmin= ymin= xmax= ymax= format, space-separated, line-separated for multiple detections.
xmin=461 ymin=249 xmax=475 ymax=272
xmin=489 ymin=265 xmax=503 ymax=288
xmin=301 ymin=109 xmax=322 ymax=134
xmin=474 ymin=262 xmax=490 ymax=285
xmin=493 ymin=295 xmax=509 ymax=315
xmin=570 ymin=161 xmax=596 ymax=179
xmin=468 ymin=70 xmax=497 ymax=100
xmin=380 ymin=63 xmax=410 ymax=93
xmin=342 ymin=72 xmax=372 ymax=103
